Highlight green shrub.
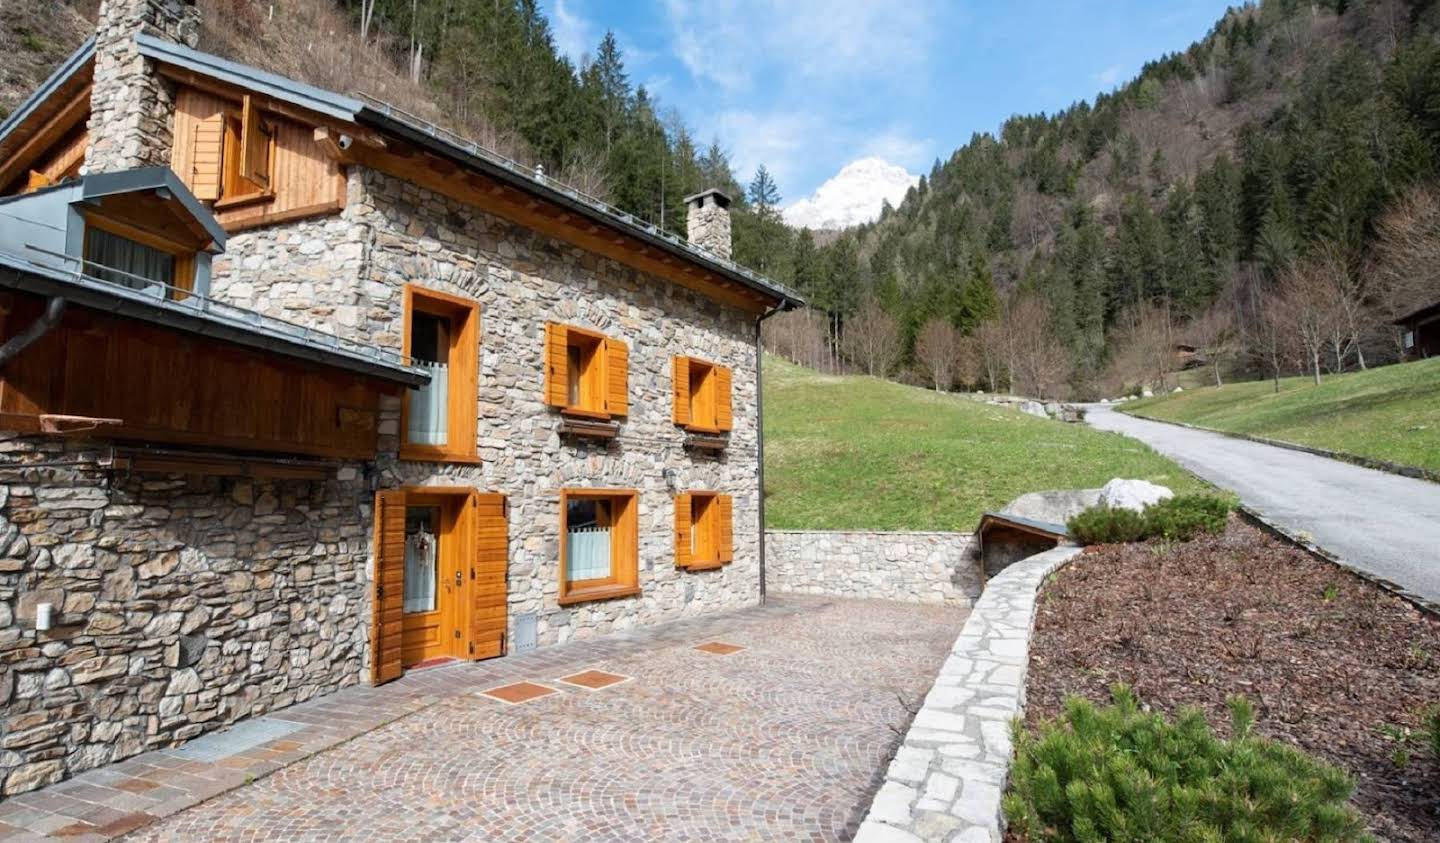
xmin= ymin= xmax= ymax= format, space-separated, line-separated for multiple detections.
xmin=1066 ymin=505 xmax=1148 ymax=544
xmin=1004 ymin=685 xmax=1372 ymax=843
xmin=1065 ymin=494 xmax=1234 ymax=545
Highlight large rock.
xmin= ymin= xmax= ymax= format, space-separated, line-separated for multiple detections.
xmin=999 ymin=489 xmax=1101 ymax=525
xmin=1018 ymin=401 xmax=1048 ymax=419
xmin=1097 ymin=478 xmax=1174 ymax=512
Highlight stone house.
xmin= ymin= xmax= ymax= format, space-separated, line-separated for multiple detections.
xmin=0 ymin=0 xmax=799 ymax=795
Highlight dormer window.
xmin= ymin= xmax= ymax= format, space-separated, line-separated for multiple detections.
xmin=82 ymin=218 xmax=196 ymax=301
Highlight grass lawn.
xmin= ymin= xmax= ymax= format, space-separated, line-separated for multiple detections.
xmin=763 ymin=357 xmax=1202 ymax=531
xmin=1123 ymin=357 xmax=1440 ymax=472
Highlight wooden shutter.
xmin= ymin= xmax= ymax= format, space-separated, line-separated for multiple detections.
xmin=672 ymin=357 xmax=691 ymax=426
xmin=370 ymin=489 xmax=407 ymax=685
xmin=543 ymin=323 xmax=569 ymax=407
xmin=715 ymin=366 xmax=733 ymax=432
xmin=717 ymin=494 xmax=734 ymax=563
xmin=604 ymin=338 xmax=629 ymax=416
xmin=239 ymin=95 xmax=272 ymax=190
xmin=674 ymin=492 xmax=692 ymax=568
xmin=190 ymin=112 xmax=224 ymax=201
xmin=469 ymin=492 xmax=508 ymax=660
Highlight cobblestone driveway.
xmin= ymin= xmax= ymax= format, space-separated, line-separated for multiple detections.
xmin=90 ymin=595 xmax=963 ymax=842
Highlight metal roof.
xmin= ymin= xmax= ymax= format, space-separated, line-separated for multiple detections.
xmin=131 ymin=35 xmax=804 ymax=310
xmin=78 ymin=166 xmax=229 ymax=251
xmin=0 ymin=249 xmax=428 ymax=387
xmin=977 ymin=511 xmax=1069 ymax=539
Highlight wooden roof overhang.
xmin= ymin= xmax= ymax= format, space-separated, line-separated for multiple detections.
xmin=0 ymin=38 xmax=94 ymax=195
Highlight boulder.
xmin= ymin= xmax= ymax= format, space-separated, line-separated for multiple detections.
xmin=1000 ymin=488 xmax=1101 ymax=525
xmin=1018 ymin=400 xmax=1048 ymax=419
xmin=1172 ymin=386 xmax=1184 ymax=393
xmin=1141 ymin=388 xmax=1154 ymax=398
xmin=1097 ymin=478 xmax=1174 ymax=512
xmin=1099 ymin=398 xmax=1110 ymax=404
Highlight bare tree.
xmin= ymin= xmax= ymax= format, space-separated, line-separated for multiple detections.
xmin=914 ymin=319 xmax=963 ymax=391
xmin=1005 ymin=293 xmax=1070 ymax=399
xmin=1255 ymin=286 xmax=1289 ymax=393
xmin=763 ymin=308 xmax=829 ymax=371
xmin=1370 ymin=184 xmax=1440 ymax=358
xmin=974 ymin=317 xmax=1009 ymax=393
xmin=1274 ymin=259 xmax=1339 ymax=386
xmin=841 ymin=301 xmax=901 ymax=377
xmin=1104 ymin=302 xmax=1178 ymax=394
xmin=1185 ymin=304 xmax=1238 ymax=388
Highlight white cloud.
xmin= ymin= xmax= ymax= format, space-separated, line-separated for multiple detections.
xmin=551 ymin=0 xmax=595 ymax=66
xmin=714 ymin=109 xmax=820 ymax=194
xmin=1095 ymin=64 xmax=1123 ymax=87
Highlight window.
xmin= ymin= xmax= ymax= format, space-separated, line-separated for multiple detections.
xmin=191 ymin=94 xmax=274 ymax=208
xmin=559 ymin=488 xmax=639 ymax=605
xmin=401 ymin=284 xmax=480 ymax=462
xmin=403 ymin=506 xmax=440 ymax=614
xmin=82 ymin=218 xmax=196 ymax=300
xmin=672 ymin=356 xmax=732 ymax=433
xmin=544 ymin=323 xmax=628 ymax=419
xmin=674 ymin=491 xmax=734 ymax=570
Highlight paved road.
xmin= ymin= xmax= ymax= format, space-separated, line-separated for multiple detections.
xmin=1086 ymin=403 xmax=1440 ymax=604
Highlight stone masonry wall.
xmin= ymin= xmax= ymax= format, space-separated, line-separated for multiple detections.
xmin=0 ymin=438 xmax=374 ymax=796
xmin=208 ymin=167 xmax=763 ymax=650
xmin=766 ymin=530 xmax=981 ymax=606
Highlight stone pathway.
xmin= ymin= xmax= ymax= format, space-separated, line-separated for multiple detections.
xmin=0 ymin=595 xmax=965 ymax=842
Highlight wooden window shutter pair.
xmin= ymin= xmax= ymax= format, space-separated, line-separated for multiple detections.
xmin=370 ymin=489 xmax=407 ymax=685
xmin=672 ymin=357 xmax=691 ymax=426
xmin=717 ymin=494 xmax=734 ymax=562
xmin=189 ymin=95 xmax=269 ymax=202
xmin=603 ymin=338 xmax=628 ymax=416
xmin=239 ymin=96 xmax=272 ymax=191
xmin=190 ymin=113 xmax=225 ymax=202
xmin=543 ymin=322 xmax=570 ymax=408
xmin=673 ymin=493 xmax=733 ymax=567
xmin=714 ymin=367 xmax=733 ymax=432
xmin=672 ymin=357 xmax=733 ymax=432
xmin=542 ymin=323 xmax=627 ymax=416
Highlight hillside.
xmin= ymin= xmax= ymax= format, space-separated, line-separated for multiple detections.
xmin=1123 ymin=357 xmax=1440 ymax=473
xmin=768 ymin=0 xmax=1440 ymax=399
xmin=763 ymin=357 xmax=1202 ymax=531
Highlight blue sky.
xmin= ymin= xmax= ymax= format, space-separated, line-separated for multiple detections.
xmin=541 ymin=1 xmax=1238 ymax=206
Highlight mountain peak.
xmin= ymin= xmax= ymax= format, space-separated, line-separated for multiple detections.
xmin=783 ymin=157 xmax=919 ymax=231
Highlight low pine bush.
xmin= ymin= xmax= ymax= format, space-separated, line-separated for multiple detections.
xmin=1004 ymin=685 xmax=1372 ymax=843
xmin=1066 ymin=494 xmax=1235 ymax=545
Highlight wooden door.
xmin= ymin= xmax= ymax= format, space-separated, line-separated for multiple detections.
xmin=469 ymin=492 xmax=508 ymax=659
xmin=400 ymin=495 xmax=467 ymax=667
xmin=371 ymin=490 xmax=407 ymax=685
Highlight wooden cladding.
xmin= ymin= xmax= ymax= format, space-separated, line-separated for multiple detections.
xmin=543 ymin=323 xmax=628 ymax=420
xmin=675 ymin=491 xmax=734 ymax=570
xmin=0 ymin=294 xmax=391 ymax=459
xmin=171 ymin=87 xmax=345 ymax=231
xmin=370 ymin=487 xmax=508 ymax=685
xmin=672 ymin=356 xmax=732 ymax=434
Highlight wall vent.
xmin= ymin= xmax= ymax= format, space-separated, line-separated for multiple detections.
xmin=513 ymin=613 xmax=538 ymax=653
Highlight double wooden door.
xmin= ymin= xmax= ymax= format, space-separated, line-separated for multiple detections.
xmin=371 ymin=488 xmax=508 ymax=685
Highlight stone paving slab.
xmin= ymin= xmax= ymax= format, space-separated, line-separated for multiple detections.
xmin=0 ymin=595 xmax=966 ymax=842
xmin=854 ymin=546 xmax=1082 ymax=843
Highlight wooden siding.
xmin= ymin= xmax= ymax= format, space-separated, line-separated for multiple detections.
xmin=371 ymin=490 xmax=408 ymax=685
xmin=0 ymin=294 xmax=390 ymax=459
xmin=171 ymin=87 xmax=345 ymax=231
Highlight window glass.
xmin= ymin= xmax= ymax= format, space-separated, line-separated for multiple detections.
xmin=567 ymin=344 xmax=583 ymax=407
xmin=407 ymin=311 xmax=451 ymax=446
xmin=403 ymin=506 xmax=439 ymax=614
xmin=565 ymin=498 xmax=612 ymax=582
xmin=84 ymin=228 xmax=175 ymax=293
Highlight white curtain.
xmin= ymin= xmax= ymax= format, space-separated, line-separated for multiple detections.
xmin=84 ymin=228 xmax=175 ymax=297
xmin=408 ymin=361 xmax=449 ymax=445
xmin=403 ymin=527 xmax=437 ymax=613
xmin=566 ymin=526 xmax=611 ymax=581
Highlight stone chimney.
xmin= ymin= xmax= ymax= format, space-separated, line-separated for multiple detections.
xmin=85 ymin=0 xmax=201 ymax=174
xmin=684 ymin=189 xmax=732 ymax=260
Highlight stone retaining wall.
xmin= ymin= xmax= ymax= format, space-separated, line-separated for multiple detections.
xmin=855 ymin=544 xmax=1081 ymax=843
xmin=765 ymin=531 xmax=981 ymax=606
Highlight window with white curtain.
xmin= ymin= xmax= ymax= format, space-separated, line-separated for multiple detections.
xmin=407 ymin=310 xmax=451 ymax=446
xmin=403 ymin=506 xmax=439 ymax=614
xmin=565 ymin=497 xmax=612 ymax=582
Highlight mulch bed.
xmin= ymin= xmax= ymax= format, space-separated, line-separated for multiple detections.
xmin=1021 ymin=520 xmax=1440 ymax=843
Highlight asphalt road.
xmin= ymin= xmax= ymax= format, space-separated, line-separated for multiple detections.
xmin=1085 ymin=403 xmax=1440 ymax=604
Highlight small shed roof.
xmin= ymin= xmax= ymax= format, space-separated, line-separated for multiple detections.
xmin=1394 ymin=300 xmax=1440 ymax=327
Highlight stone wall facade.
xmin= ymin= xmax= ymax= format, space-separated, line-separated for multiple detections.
xmin=0 ymin=437 xmax=376 ymax=795
xmin=208 ymin=167 xmax=764 ymax=650
xmin=765 ymin=530 xmax=981 ymax=605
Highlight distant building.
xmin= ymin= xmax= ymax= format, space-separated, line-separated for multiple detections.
xmin=1395 ymin=301 xmax=1440 ymax=360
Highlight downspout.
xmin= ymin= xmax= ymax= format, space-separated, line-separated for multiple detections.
xmin=755 ymin=303 xmax=787 ymax=606
xmin=0 ymin=296 xmax=66 ymax=367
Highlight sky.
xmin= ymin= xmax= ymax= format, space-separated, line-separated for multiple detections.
xmin=540 ymin=0 xmax=1238 ymax=209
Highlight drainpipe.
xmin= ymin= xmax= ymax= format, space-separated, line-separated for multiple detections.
xmin=754 ymin=303 xmax=787 ymax=606
xmin=0 ymin=296 xmax=66 ymax=367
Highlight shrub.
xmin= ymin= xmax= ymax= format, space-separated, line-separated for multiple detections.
xmin=1004 ymin=685 xmax=1372 ymax=843
xmin=1066 ymin=494 xmax=1234 ymax=545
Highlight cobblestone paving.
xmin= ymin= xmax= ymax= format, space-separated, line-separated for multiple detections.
xmin=1 ymin=596 xmax=964 ymax=842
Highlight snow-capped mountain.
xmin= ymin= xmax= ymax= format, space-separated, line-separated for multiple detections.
xmin=782 ymin=157 xmax=920 ymax=231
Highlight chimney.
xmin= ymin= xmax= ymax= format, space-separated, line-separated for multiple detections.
xmin=684 ymin=189 xmax=732 ymax=261
xmin=85 ymin=0 xmax=201 ymax=174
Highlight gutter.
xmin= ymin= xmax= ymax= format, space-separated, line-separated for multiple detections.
xmin=0 ymin=295 xmax=65 ymax=366
xmin=754 ymin=303 xmax=792 ymax=605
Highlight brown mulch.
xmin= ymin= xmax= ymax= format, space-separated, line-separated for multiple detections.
xmin=1021 ymin=520 xmax=1440 ymax=843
